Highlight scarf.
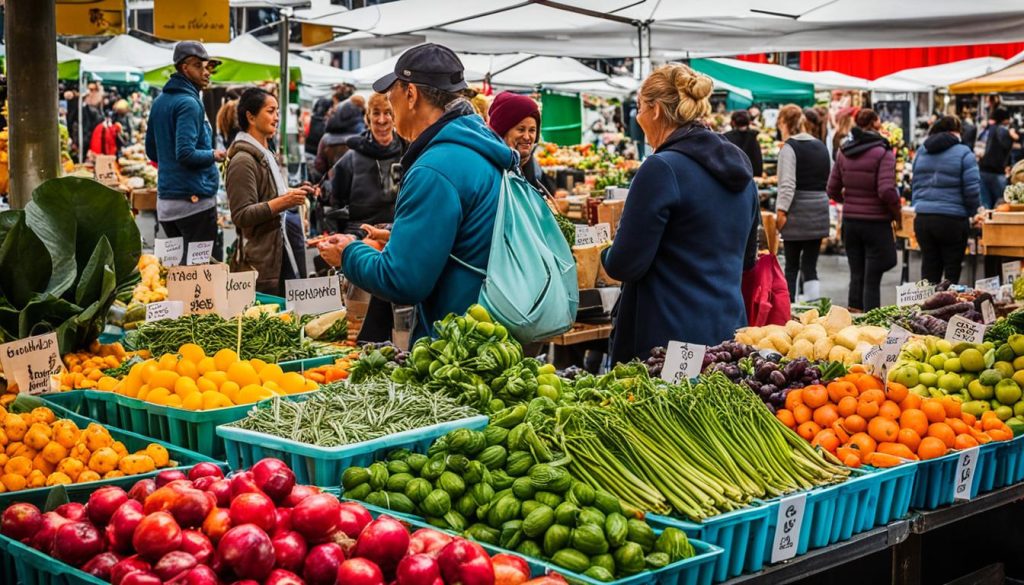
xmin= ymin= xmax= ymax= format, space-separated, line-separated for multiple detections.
xmin=234 ymin=131 xmax=299 ymax=277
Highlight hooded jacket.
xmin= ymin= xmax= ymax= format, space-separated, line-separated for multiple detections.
xmin=225 ymin=140 xmax=284 ymax=294
xmin=342 ymin=109 xmax=516 ymax=340
xmin=602 ymin=124 xmax=760 ymax=364
xmin=911 ymin=133 xmax=980 ymax=218
xmin=314 ymin=102 xmax=366 ymax=179
xmin=330 ymin=130 xmax=406 ymax=231
xmin=305 ymin=98 xmax=332 ymax=156
xmin=826 ymin=127 xmax=900 ymax=222
xmin=144 ymin=73 xmax=220 ymax=199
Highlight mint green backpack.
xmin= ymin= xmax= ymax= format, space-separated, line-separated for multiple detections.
xmin=452 ymin=171 xmax=578 ymax=343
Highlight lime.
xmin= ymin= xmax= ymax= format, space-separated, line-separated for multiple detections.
xmin=979 ymin=369 xmax=1004 ymax=386
xmin=996 ymin=379 xmax=1023 ymax=405
xmin=938 ymin=373 xmax=964 ymax=393
xmin=995 ymin=405 xmax=1014 ymax=421
xmin=959 ymin=348 xmax=986 ymax=373
xmin=968 ymin=379 xmax=994 ymax=400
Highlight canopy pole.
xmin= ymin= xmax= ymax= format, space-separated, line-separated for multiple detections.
xmin=6 ymin=0 xmax=61 ymax=208
xmin=279 ymin=10 xmax=290 ymax=162
xmin=78 ymin=69 xmax=85 ymax=164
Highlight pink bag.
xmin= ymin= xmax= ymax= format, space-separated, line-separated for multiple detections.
xmin=741 ymin=253 xmax=791 ymax=327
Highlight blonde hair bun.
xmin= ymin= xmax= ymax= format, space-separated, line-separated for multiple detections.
xmin=641 ymin=63 xmax=712 ymax=127
xmin=677 ymin=72 xmax=713 ymax=101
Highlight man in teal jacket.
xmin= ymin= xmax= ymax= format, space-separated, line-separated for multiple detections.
xmin=318 ymin=44 xmax=515 ymax=339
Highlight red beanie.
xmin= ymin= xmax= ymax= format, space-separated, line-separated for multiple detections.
xmin=488 ymin=91 xmax=541 ymax=139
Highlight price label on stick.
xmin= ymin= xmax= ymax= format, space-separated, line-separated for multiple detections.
xmin=593 ymin=223 xmax=612 ymax=243
xmin=945 ymin=314 xmax=986 ymax=344
xmin=770 ymin=493 xmax=807 ymax=563
xmin=145 ymin=301 xmax=183 ymax=322
xmin=575 ymin=225 xmax=597 ymax=247
xmin=1003 ymin=261 xmax=1021 ymax=286
xmin=869 ymin=325 xmax=911 ymax=380
xmin=953 ymin=446 xmax=981 ymax=502
xmin=981 ymin=300 xmax=997 ymax=325
xmin=186 ymin=241 xmax=214 ymax=265
xmin=154 ymin=237 xmax=184 ymax=267
xmin=975 ymin=276 xmax=1001 ymax=293
xmin=94 ymin=155 xmax=118 ymax=186
xmin=285 ymin=275 xmax=344 ymax=317
xmin=661 ymin=340 xmax=706 ymax=383
xmin=166 ymin=264 xmax=228 ymax=316
xmin=0 ymin=333 xmax=63 ymax=396
xmin=224 ymin=271 xmax=257 ymax=318
xmin=896 ymin=282 xmax=936 ymax=307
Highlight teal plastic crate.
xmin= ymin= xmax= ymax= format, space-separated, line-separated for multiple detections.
xmin=255 ymin=292 xmax=286 ymax=306
xmin=218 ymin=414 xmax=489 ymax=484
xmin=832 ymin=464 xmax=915 ymax=544
xmin=279 ymin=354 xmax=341 ymax=372
xmin=349 ymin=499 xmax=723 ymax=585
xmin=39 ymin=391 xmax=121 ymax=428
xmin=647 ymin=504 xmax=772 ymax=582
xmin=757 ymin=482 xmax=849 ymax=565
xmin=6 ymin=537 xmax=105 ymax=585
xmin=993 ymin=435 xmax=1024 ymax=489
xmin=0 ymin=401 xmax=224 ymax=511
xmin=910 ymin=442 xmax=999 ymax=510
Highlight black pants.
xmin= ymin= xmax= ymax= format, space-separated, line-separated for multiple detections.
xmin=160 ymin=207 xmax=222 ymax=262
xmin=914 ymin=213 xmax=969 ymax=285
xmin=357 ymin=295 xmax=395 ymax=344
xmin=843 ymin=218 xmax=897 ymax=311
xmin=783 ymin=239 xmax=821 ymax=301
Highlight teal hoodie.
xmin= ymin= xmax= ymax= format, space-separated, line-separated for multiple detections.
xmin=342 ymin=113 xmax=516 ymax=339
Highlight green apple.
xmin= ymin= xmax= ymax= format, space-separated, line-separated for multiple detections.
xmin=1013 ymin=355 xmax=1024 ymax=370
xmin=938 ymin=373 xmax=964 ymax=392
xmin=929 ymin=389 xmax=945 ymax=399
xmin=994 ymin=361 xmax=1016 ymax=380
xmin=929 ymin=355 xmax=948 ymax=370
xmin=1013 ymin=401 xmax=1024 ymax=418
xmin=918 ymin=372 xmax=939 ymax=388
xmin=943 ymin=358 xmax=963 ymax=373
xmin=968 ymin=379 xmax=995 ymax=400
xmin=979 ymin=369 xmax=1004 ymax=386
xmin=910 ymin=384 xmax=929 ymax=397
xmin=959 ymin=348 xmax=986 ymax=373
xmin=995 ymin=405 xmax=1014 ymax=421
xmin=962 ymin=373 xmax=978 ymax=386
xmin=996 ymin=379 xmax=1023 ymax=405
xmin=919 ymin=362 xmax=936 ymax=374
xmin=996 ymin=344 xmax=1016 ymax=364
xmin=1013 ymin=370 xmax=1024 ymax=388
xmin=936 ymin=339 xmax=954 ymax=354
xmin=891 ymin=366 xmax=919 ymax=388
xmin=962 ymin=400 xmax=991 ymax=416
xmin=1010 ymin=334 xmax=1024 ymax=356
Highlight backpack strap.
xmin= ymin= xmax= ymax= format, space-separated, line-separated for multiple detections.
xmin=448 ymin=253 xmax=487 ymax=278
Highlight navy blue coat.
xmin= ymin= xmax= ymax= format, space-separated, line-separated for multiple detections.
xmin=603 ymin=125 xmax=760 ymax=365
xmin=145 ymin=74 xmax=220 ymax=199
xmin=911 ymin=133 xmax=980 ymax=218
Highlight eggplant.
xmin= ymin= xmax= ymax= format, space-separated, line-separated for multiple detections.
xmin=782 ymin=360 xmax=806 ymax=380
xmin=755 ymin=363 xmax=775 ymax=382
xmin=768 ymin=391 xmax=785 ymax=406
xmin=769 ymin=370 xmax=788 ymax=387
xmin=921 ymin=291 xmax=958 ymax=311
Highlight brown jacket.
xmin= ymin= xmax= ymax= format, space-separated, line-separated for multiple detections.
xmin=226 ymin=140 xmax=283 ymax=294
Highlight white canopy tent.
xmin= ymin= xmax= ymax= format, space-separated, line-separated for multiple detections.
xmin=870 ymin=57 xmax=1008 ymax=92
xmin=216 ymin=34 xmax=356 ymax=87
xmin=56 ymin=42 xmax=145 ymax=81
xmin=90 ymin=35 xmax=173 ymax=72
xmin=693 ymin=58 xmax=871 ymax=91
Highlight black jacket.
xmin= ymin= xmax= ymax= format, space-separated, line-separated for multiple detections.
xmin=724 ymin=128 xmax=764 ymax=177
xmin=330 ymin=130 xmax=406 ymax=233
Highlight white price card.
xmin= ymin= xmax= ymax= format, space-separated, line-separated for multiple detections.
xmin=224 ymin=271 xmax=258 ymax=318
xmin=896 ymin=283 xmax=936 ymax=307
xmin=166 ymin=264 xmax=229 ymax=316
xmin=575 ymin=225 xmax=597 ymax=247
xmin=0 ymin=333 xmax=63 ymax=395
xmin=186 ymin=241 xmax=214 ymax=265
xmin=975 ymin=276 xmax=1001 ymax=292
xmin=593 ymin=223 xmax=612 ymax=243
xmin=945 ymin=314 xmax=986 ymax=344
xmin=1003 ymin=261 xmax=1021 ymax=286
xmin=953 ymin=446 xmax=981 ymax=502
xmin=285 ymin=275 xmax=344 ymax=317
xmin=145 ymin=301 xmax=184 ymax=323
xmin=869 ymin=325 xmax=911 ymax=379
xmin=981 ymin=300 xmax=997 ymax=325
xmin=661 ymin=340 xmax=707 ymax=383
xmin=154 ymin=237 xmax=184 ymax=267
xmin=770 ymin=493 xmax=807 ymax=563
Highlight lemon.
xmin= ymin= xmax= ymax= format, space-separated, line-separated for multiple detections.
xmin=176 ymin=359 xmax=199 ymax=380
xmin=164 ymin=395 xmax=183 ymax=408
xmin=146 ymin=388 xmax=172 ymax=405
xmin=202 ymin=371 xmax=228 ymax=388
xmin=213 ymin=349 xmax=239 ymax=372
xmin=220 ymin=381 xmax=241 ymax=404
xmin=128 ymin=362 xmax=146 ymax=379
xmin=196 ymin=357 xmax=217 ymax=375
xmin=139 ymin=361 xmax=159 ymax=384
xmin=97 ymin=376 xmax=119 ymax=392
xmin=202 ymin=391 xmax=233 ymax=410
xmin=121 ymin=375 xmax=142 ymax=398
xmin=280 ymin=372 xmax=307 ymax=394
xmin=264 ymin=381 xmax=283 ymax=395
xmin=249 ymin=358 xmax=269 ymax=372
xmin=258 ymin=364 xmax=284 ymax=385
xmin=149 ymin=370 xmax=180 ymax=392
xmin=182 ymin=392 xmax=204 ymax=411
xmin=226 ymin=362 xmax=260 ymax=388
xmin=173 ymin=377 xmax=199 ymax=398
xmin=237 ymin=384 xmax=273 ymax=404
xmin=136 ymin=384 xmax=151 ymax=401
xmin=179 ymin=343 xmax=206 ymax=363
xmin=197 ymin=377 xmax=218 ymax=394
xmin=304 ymin=379 xmax=318 ymax=392
xmin=157 ymin=353 xmax=179 ymax=371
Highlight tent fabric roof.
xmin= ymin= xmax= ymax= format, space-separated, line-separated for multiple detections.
xmin=210 ymin=34 xmax=355 ymax=86
xmin=700 ymin=58 xmax=870 ymax=90
xmin=91 ymin=35 xmax=173 ymax=71
xmin=870 ymin=57 xmax=1007 ymax=91
xmin=690 ymin=58 xmax=815 ymax=105
xmin=949 ymin=61 xmax=1024 ymax=94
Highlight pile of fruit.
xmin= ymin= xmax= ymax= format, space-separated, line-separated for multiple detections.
xmin=776 ymin=370 xmax=1013 ymax=468
xmin=0 ymin=404 xmax=175 ymax=491
xmin=131 ymin=254 xmax=168 ymax=305
xmin=100 ymin=344 xmax=318 ymax=410
xmin=59 ymin=342 xmax=147 ymax=391
xmin=0 ymin=458 xmax=535 ymax=585
xmin=890 ymin=336 xmax=1024 ymax=431
xmin=735 ymin=306 xmax=888 ymax=365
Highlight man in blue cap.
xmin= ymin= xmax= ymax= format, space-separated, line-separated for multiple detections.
xmin=318 ymin=43 xmax=515 ymax=339
xmin=146 ymin=41 xmax=226 ymax=260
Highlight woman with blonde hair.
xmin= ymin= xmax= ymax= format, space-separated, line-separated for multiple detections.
xmin=601 ymin=63 xmax=760 ymax=364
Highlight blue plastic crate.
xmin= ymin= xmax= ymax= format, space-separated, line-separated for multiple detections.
xmin=217 ymin=414 xmax=489 ymax=484
xmin=349 ymin=499 xmax=724 ymax=585
xmin=646 ymin=504 xmax=772 ymax=583
xmin=759 ymin=482 xmax=848 ymax=561
xmin=910 ymin=442 xmax=999 ymax=510
xmin=255 ymin=292 xmax=286 ymax=306
xmin=40 ymin=391 xmax=121 ymax=428
xmin=861 ymin=464 xmax=917 ymax=528
xmin=993 ymin=435 xmax=1024 ymax=489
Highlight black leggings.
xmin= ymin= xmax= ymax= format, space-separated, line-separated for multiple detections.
xmin=783 ymin=239 xmax=821 ymax=301
xmin=914 ymin=213 xmax=969 ymax=285
xmin=160 ymin=206 xmax=222 ymax=262
xmin=843 ymin=219 xmax=897 ymax=311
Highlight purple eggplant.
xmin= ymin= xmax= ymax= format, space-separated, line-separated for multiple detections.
xmin=769 ymin=370 xmax=788 ymax=387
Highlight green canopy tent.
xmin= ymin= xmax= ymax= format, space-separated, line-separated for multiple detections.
xmin=690 ymin=58 xmax=814 ymax=106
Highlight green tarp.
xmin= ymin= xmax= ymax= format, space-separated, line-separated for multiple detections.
xmin=144 ymin=59 xmax=302 ymax=88
xmin=691 ymin=59 xmax=814 ymax=106
xmin=540 ymin=90 xmax=582 ymax=146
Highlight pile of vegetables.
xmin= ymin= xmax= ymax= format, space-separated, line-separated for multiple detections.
xmin=735 ymin=306 xmax=887 ymax=365
xmin=343 ymin=407 xmax=696 ymax=581
xmin=854 ymin=285 xmax=1005 ymax=336
xmin=125 ymin=312 xmax=333 ymax=364
xmin=986 ymin=308 xmax=1024 ymax=345
xmin=557 ymin=370 xmax=850 ymax=520
xmin=130 ymin=254 xmax=167 ymax=305
xmin=58 ymin=342 xmax=147 ymax=391
xmin=229 ymin=380 xmax=479 ymax=448
xmin=0 ymin=177 xmax=141 ymax=352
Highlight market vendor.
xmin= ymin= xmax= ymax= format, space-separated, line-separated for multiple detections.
xmin=317 ymin=43 xmax=516 ymax=340
xmin=487 ymin=91 xmax=546 ymax=193
xmin=601 ymin=63 xmax=759 ymax=364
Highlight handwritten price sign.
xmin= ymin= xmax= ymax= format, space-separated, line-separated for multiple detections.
xmin=661 ymin=340 xmax=706 ymax=383
xmin=953 ymin=446 xmax=980 ymax=501
xmin=166 ymin=264 xmax=228 ymax=316
xmin=945 ymin=314 xmax=985 ymax=345
xmin=0 ymin=333 xmax=63 ymax=395
xmin=770 ymin=493 xmax=807 ymax=563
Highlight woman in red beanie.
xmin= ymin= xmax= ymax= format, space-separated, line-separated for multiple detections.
xmin=488 ymin=91 xmax=547 ymax=192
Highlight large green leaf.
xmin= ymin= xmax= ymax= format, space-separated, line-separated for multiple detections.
xmin=25 ymin=177 xmax=141 ymax=296
xmin=17 ymin=293 xmax=82 ymax=340
xmin=0 ymin=214 xmax=53 ymax=308
xmin=75 ymin=235 xmax=116 ymax=307
xmin=0 ymin=210 xmax=22 ymax=245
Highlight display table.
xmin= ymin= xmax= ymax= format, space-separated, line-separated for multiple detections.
xmin=981 ymin=211 xmax=1024 ymax=259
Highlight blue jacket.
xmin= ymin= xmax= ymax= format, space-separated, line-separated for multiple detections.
xmin=603 ymin=125 xmax=759 ymax=364
xmin=911 ymin=133 xmax=980 ymax=218
xmin=342 ymin=113 xmax=516 ymax=339
xmin=145 ymin=74 xmax=220 ymax=199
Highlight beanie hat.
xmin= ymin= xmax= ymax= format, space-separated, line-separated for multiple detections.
xmin=488 ymin=91 xmax=541 ymax=139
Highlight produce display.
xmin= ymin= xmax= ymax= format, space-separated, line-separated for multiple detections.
xmin=777 ymin=370 xmax=1011 ymax=467
xmin=0 ymin=457 xmax=529 ymax=585
xmin=986 ymin=308 xmax=1024 ymax=346
xmin=302 ymin=349 xmax=362 ymax=384
xmin=890 ymin=337 xmax=1024 ymax=431
xmin=0 ymin=403 xmax=175 ymax=491
xmin=342 ymin=415 xmax=696 ymax=581
xmin=735 ymin=306 xmax=887 ymax=364
xmin=58 ymin=342 xmax=147 ymax=391
xmin=229 ymin=380 xmax=479 ymax=448
xmin=131 ymin=254 xmax=168 ymax=305
xmin=98 ymin=344 xmax=318 ymax=409
xmin=853 ymin=285 xmax=996 ymax=335
xmin=118 ymin=143 xmax=157 ymax=188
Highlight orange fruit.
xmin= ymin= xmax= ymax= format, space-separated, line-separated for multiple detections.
xmin=899 ymin=409 xmax=929 ymax=437
xmin=877 ymin=442 xmax=917 ymax=460
xmin=922 ymin=400 xmax=947 ymax=424
xmin=813 ymin=404 xmax=839 ymax=428
xmin=837 ymin=396 xmax=858 ymax=417
xmin=784 ymin=389 xmax=804 ymax=411
xmin=853 ymin=374 xmax=884 ymax=393
xmin=918 ymin=436 xmax=948 ymax=460
xmin=954 ymin=434 xmax=979 ymax=450
xmin=899 ymin=393 xmax=923 ymax=412
xmin=897 ymin=428 xmax=921 ymax=453
xmin=878 ymin=400 xmax=901 ymax=421
xmin=940 ymin=396 xmax=962 ymax=419
xmin=947 ymin=418 xmax=970 ymax=435
xmin=987 ymin=429 xmax=1013 ymax=442
xmin=776 ymin=409 xmax=796 ymax=428
xmin=848 ymin=432 xmax=877 ymax=455
xmin=865 ymin=452 xmax=903 ymax=467
xmin=927 ymin=422 xmax=956 ymax=448
xmin=802 ymin=385 xmax=829 ymax=409
xmin=884 ymin=382 xmax=909 ymax=404
xmin=844 ymin=414 xmax=867 ymax=433
xmin=812 ymin=429 xmax=840 ymax=453
xmin=793 ymin=404 xmax=812 ymax=425
xmin=797 ymin=421 xmax=822 ymax=441
xmin=856 ymin=400 xmax=880 ymax=419
xmin=961 ymin=412 xmax=977 ymax=427
xmin=868 ymin=417 xmax=899 ymax=443
xmin=827 ymin=380 xmax=859 ymax=403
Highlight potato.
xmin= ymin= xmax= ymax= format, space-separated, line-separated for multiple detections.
xmin=755 ymin=338 xmax=777 ymax=352
xmin=767 ymin=332 xmax=792 ymax=355
xmin=790 ymin=339 xmax=814 ymax=360
xmin=822 ymin=306 xmax=853 ymax=335
xmin=828 ymin=345 xmax=851 ymax=363
xmin=813 ymin=337 xmax=834 ymax=361
xmin=799 ymin=309 xmax=819 ymax=325
xmin=741 ymin=327 xmax=765 ymax=343
xmin=735 ymin=332 xmax=755 ymax=346
xmin=784 ymin=320 xmax=804 ymax=338
xmin=859 ymin=326 xmax=888 ymax=346
xmin=834 ymin=325 xmax=862 ymax=350
xmin=794 ymin=323 xmax=827 ymax=344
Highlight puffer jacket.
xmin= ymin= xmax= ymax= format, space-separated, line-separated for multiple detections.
xmin=826 ymin=127 xmax=901 ymax=222
xmin=911 ymin=133 xmax=980 ymax=218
